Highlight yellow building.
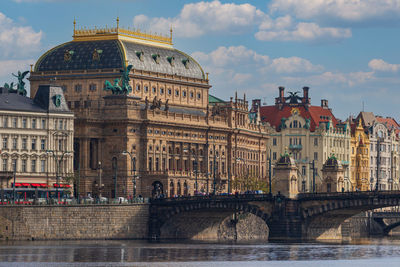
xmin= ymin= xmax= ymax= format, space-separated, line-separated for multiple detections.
xmin=350 ymin=118 xmax=370 ymax=191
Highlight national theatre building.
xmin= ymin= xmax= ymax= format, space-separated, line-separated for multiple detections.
xmin=29 ymin=20 xmax=269 ymax=198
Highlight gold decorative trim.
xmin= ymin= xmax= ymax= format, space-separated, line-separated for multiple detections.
xmin=73 ymin=19 xmax=173 ymax=47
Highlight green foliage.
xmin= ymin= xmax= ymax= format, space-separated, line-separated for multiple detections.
xmin=232 ymin=171 xmax=267 ymax=192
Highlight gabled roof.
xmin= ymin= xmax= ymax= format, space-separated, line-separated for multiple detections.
xmin=260 ymin=104 xmax=338 ymax=131
xmin=357 ymin=112 xmax=375 ymax=127
xmin=209 ymin=94 xmax=225 ymax=104
xmin=376 ymin=116 xmax=400 ymax=135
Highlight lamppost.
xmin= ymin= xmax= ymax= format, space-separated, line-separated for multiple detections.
xmin=46 ymin=150 xmax=71 ymax=201
xmin=267 ymin=149 xmax=272 ymax=195
xmin=122 ymin=151 xmax=138 ymax=198
xmin=97 ymin=161 xmax=103 ymax=198
xmin=183 ymin=148 xmax=198 ymax=194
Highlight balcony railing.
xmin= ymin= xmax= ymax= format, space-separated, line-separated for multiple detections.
xmin=289 ymin=144 xmax=302 ymax=150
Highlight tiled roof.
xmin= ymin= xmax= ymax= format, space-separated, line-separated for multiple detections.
xmin=376 ymin=116 xmax=400 ymax=135
xmin=260 ymin=105 xmax=338 ymax=131
xmin=35 ymin=39 xmax=205 ymax=80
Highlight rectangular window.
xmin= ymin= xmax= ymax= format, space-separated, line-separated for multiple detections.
xmin=41 ymin=139 xmax=46 ymax=150
xmin=22 ymin=118 xmax=27 ymax=128
xmin=12 ymin=118 xmax=17 ymax=128
xmin=32 ymin=119 xmax=36 ymax=129
xmin=314 ymin=152 xmax=318 ymax=160
xmin=22 ymin=138 xmax=27 ymax=150
xmin=22 ymin=159 xmax=26 ymax=172
xmin=41 ymin=119 xmax=46 ymax=129
xmin=2 ymin=159 xmax=7 ymax=171
xmin=273 ymin=152 xmax=277 ymax=160
xmin=302 ymin=166 xmax=306 ymax=175
xmin=12 ymin=159 xmax=17 ymax=172
xmin=31 ymin=160 xmax=36 ymax=173
xmin=58 ymin=139 xmax=62 ymax=151
xmin=149 ymin=157 xmax=153 ymax=171
xmin=2 ymin=138 xmax=7 ymax=149
xmin=89 ymin=84 xmax=97 ymax=91
xmin=41 ymin=160 xmax=46 ymax=173
xmin=273 ymin=138 xmax=277 ymax=146
xmin=12 ymin=138 xmax=17 ymax=149
xmin=59 ymin=120 xmax=63 ymax=130
xmin=3 ymin=117 xmax=8 ymax=128
xmin=31 ymin=139 xmax=36 ymax=150
xmin=75 ymin=84 xmax=82 ymax=92
xmin=314 ymin=138 xmax=318 ymax=146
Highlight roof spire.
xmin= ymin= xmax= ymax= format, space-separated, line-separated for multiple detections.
xmin=116 ymin=17 xmax=119 ymax=30
xmin=73 ymin=18 xmax=76 ymax=34
xmin=170 ymin=25 xmax=173 ymax=40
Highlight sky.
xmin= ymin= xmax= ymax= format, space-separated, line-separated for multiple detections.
xmin=0 ymin=0 xmax=400 ymax=121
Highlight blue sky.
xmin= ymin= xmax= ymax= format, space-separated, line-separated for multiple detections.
xmin=1 ymin=0 xmax=400 ymax=120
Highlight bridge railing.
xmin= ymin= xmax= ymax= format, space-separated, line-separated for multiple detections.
xmin=297 ymin=190 xmax=400 ymax=201
xmin=150 ymin=193 xmax=274 ymax=204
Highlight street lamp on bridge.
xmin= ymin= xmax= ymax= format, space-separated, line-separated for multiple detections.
xmin=122 ymin=150 xmax=138 ymax=198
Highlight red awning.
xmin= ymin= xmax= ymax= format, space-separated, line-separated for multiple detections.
xmin=54 ymin=184 xmax=71 ymax=188
xmin=40 ymin=184 xmax=48 ymax=187
xmin=31 ymin=183 xmax=40 ymax=187
xmin=21 ymin=183 xmax=29 ymax=187
xmin=14 ymin=183 xmax=22 ymax=187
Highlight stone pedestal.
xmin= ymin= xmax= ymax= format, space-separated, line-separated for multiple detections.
xmin=321 ymin=156 xmax=344 ymax=192
xmin=272 ymin=153 xmax=299 ymax=198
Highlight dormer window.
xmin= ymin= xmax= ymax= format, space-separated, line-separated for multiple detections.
xmin=152 ymin=54 xmax=160 ymax=64
xmin=167 ymin=56 xmax=175 ymax=66
xmin=136 ymin=51 xmax=144 ymax=61
xmin=182 ymin=58 xmax=190 ymax=69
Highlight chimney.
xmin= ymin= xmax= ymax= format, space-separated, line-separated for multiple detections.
xmin=302 ymin=86 xmax=310 ymax=104
xmin=321 ymin=99 xmax=328 ymax=109
xmin=279 ymin=86 xmax=285 ymax=103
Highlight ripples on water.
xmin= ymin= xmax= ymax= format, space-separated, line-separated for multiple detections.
xmin=1 ymin=239 xmax=400 ymax=267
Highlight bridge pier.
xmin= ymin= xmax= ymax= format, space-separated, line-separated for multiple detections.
xmin=268 ymin=198 xmax=302 ymax=241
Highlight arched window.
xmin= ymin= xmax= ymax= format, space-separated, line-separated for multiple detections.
xmin=169 ymin=180 xmax=174 ymax=197
xmin=183 ymin=181 xmax=188 ymax=196
xmin=177 ymin=181 xmax=181 ymax=196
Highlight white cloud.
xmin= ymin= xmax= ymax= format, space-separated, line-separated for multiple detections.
xmin=192 ymin=46 xmax=269 ymax=68
xmin=133 ymin=0 xmax=267 ymax=38
xmin=233 ymin=73 xmax=252 ymax=84
xmin=269 ymin=0 xmax=400 ymax=25
xmin=0 ymin=59 xmax=33 ymax=82
xmin=0 ymin=12 xmax=42 ymax=58
xmin=270 ymin=57 xmax=324 ymax=73
xmin=256 ymin=21 xmax=351 ymax=42
xmin=368 ymin=59 xmax=400 ymax=72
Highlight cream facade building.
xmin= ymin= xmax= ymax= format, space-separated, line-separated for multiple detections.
xmin=0 ymin=85 xmax=74 ymax=192
xmin=259 ymin=87 xmax=351 ymax=192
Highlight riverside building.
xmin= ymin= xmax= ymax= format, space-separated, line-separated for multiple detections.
xmin=29 ymin=19 xmax=268 ymax=198
xmin=258 ymin=87 xmax=351 ymax=192
xmin=0 ymin=85 xmax=74 ymax=194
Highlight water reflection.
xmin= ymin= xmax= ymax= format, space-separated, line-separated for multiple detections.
xmin=1 ymin=239 xmax=400 ymax=264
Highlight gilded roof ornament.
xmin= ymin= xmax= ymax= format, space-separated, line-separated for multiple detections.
xmin=72 ymin=19 xmax=173 ymax=47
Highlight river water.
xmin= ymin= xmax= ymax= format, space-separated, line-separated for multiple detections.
xmin=1 ymin=238 xmax=400 ymax=267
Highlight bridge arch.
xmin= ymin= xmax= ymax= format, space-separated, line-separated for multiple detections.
xmin=150 ymin=198 xmax=273 ymax=241
xmin=299 ymin=194 xmax=400 ymax=240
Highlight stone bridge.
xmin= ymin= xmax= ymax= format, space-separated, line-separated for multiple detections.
xmin=371 ymin=212 xmax=400 ymax=235
xmin=149 ymin=191 xmax=400 ymax=241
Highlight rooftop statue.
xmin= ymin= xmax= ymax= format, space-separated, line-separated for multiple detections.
xmin=285 ymin=91 xmax=301 ymax=104
xmin=3 ymin=70 xmax=29 ymax=96
xmin=104 ymin=65 xmax=133 ymax=95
